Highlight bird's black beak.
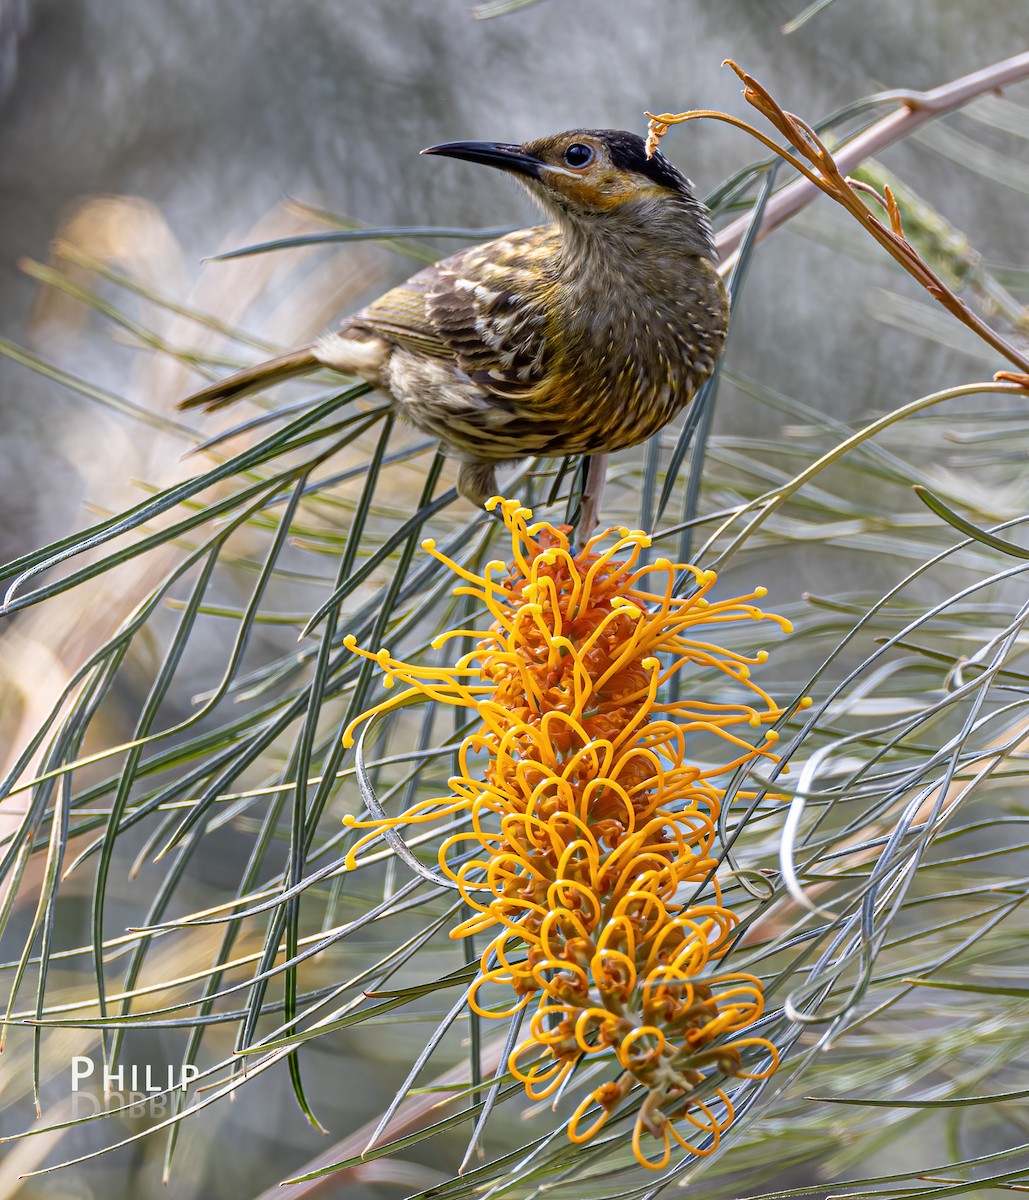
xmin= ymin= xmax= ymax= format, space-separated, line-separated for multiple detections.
xmin=421 ymin=140 xmax=541 ymax=179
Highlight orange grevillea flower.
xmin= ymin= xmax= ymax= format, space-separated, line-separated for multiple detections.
xmin=342 ymin=498 xmax=798 ymax=1170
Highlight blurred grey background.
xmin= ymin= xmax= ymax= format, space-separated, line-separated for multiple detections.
xmin=0 ymin=1 xmax=1026 ymax=1197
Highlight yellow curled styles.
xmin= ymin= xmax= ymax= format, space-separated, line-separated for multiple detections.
xmin=343 ymin=497 xmax=797 ymax=1169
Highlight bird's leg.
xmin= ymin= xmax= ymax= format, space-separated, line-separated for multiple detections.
xmin=576 ymin=454 xmax=608 ymax=541
xmin=457 ymin=460 xmax=499 ymax=509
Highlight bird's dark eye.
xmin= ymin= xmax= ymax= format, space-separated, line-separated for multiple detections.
xmin=563 ymin=142 xmax=594 ymax=168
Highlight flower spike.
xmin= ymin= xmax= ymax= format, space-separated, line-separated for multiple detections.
xmin=344 ymin=500 xmax=798 ymax=1166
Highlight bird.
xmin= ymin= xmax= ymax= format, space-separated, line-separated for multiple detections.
xmin=179 ymin=129 xmax=729 ymax=511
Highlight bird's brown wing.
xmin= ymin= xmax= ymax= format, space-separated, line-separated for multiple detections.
xmin=352 ymin=271 xmax=454 ymax=360
xmin=353 ymin=228 xmax=558 ymax=400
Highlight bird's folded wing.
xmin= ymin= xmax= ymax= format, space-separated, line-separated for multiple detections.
xmin=354 ymin=230 xmax=555 ymax=401
xmin=355 ymin=269 xmax=456 ymax=360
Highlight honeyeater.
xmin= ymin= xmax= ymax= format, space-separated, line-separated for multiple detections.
xmin=179 ymin=129 xmax=728 ymax=506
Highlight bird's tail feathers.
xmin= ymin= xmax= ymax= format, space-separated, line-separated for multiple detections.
xmin=178 ymin=346 xmax=319 ymax=412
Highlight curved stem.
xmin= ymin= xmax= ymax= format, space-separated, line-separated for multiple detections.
xmin=652 ymin=53 xmax=1029 ymax=374
xmin=713 ymin=51 xmax=1029 ymax=261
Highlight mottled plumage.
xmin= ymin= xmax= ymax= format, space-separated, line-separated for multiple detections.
xmin=180 ymin=128 xmax=729 ymax=508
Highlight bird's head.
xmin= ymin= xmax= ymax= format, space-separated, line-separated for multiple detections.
xmin=422 ymin=128 xmax=716 ymax=260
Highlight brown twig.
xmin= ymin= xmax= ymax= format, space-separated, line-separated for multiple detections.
xmin=647 ymin=54 xmax=1029 ymax=376
xmin=707 ymin=51 xmax=1029 ymax=261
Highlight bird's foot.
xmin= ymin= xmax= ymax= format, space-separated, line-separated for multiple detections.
xmin=576 ymin=454 xmax=608 ymax=542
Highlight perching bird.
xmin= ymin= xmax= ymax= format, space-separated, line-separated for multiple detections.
xmin=179 ymin=129 xmax=728 ymax=508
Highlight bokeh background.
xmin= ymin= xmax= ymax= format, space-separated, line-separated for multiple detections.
xmin=0 ymin=2 xmax=1026 ymax=1197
